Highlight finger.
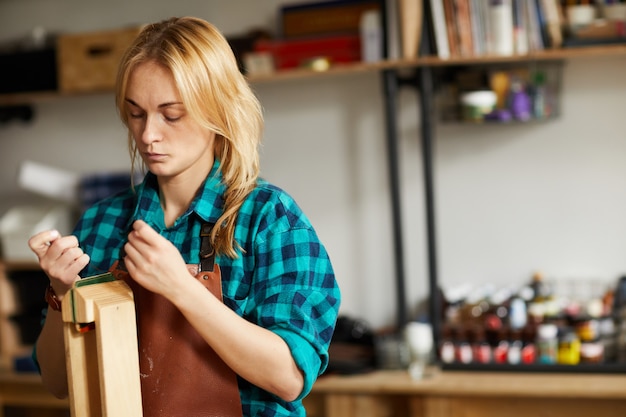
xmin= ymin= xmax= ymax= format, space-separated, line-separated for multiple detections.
xmin=128 ymin=221 xmax=159 ymax=253
xmin=50 ymin=253 xmax=90 ymax=295
xmin=130 ymin=220 xmax=156 ymax=245
xmin=28 ymin=230 xmax=60 ymax=257
xmin=70 ymin=253 xmax=90 ymax=274
xmin=46 ymin=236 xmax=80 ymax=262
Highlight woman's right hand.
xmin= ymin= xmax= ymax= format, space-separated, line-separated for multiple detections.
xmin=28 ymin=230 xmax=90 ymax=300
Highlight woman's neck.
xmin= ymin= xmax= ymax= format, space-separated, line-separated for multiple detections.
xmin=158 ymin=168 xmax=210 ymax=228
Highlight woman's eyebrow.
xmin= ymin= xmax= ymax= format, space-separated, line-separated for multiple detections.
xmin=124 ymin=98 xmax=183 ymax=109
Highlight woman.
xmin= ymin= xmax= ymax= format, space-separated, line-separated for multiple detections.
xmin=29 ymin=16 xmax=341 ymax=416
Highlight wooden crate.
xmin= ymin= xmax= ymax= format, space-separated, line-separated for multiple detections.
xmin=57 ymin=26 xmax=142 ymax=93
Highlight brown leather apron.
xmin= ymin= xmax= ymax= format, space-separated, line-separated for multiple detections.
xmin=109 ymin=222 xmax=243 ymax=417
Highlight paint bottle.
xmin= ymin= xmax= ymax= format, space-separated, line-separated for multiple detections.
xmin=439 ymin=325 xmax=456 ymax=364
xmin=493 ymin=327 xmax=510 ymax=364
xmin=557 ymin=327 xmax=581 ymax=365
xmin=521 ymin=323 xmax=538 ymax=364
xmin=507 ymin=329 xmax=523 ymax=364
xmin=455 ymin=326 xmax=473 ymax=364
xmin=472 ymin=326 xmax=493 ymax=364
xmin=537 ymin=323 xmax=558 ymax=364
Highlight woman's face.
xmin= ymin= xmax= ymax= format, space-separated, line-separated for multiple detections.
xmin=123 ymin=60 xmax=215 ymax=182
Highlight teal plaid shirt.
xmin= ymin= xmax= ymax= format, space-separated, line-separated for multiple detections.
xmin=66 ymin=159 xmax=340 ymax=416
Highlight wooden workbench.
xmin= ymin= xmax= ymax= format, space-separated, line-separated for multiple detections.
xmin=303 ymin=368 xmax=626 ymax=417
xmin=2 ymin=368 xmax=626 ymax=417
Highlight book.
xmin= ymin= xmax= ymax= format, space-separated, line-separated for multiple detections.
xmin=443 ymin=0 xmax=459 ymax=56
xmin=385 ymin=0 xmax=402 ymax=59
xmin=539 ymin=0 xmax=563 ymax=48
xmin=513 ymin=0 xmax=529 ymax=55
xmin=398 ymin=0 xmax=423 ymax=59
xmin=534 ymin=0 xmax=551 ymax=48
xmin=429 ymin=0 xmax=451 ymax=58
xmin=525 ymin=0 xmax=546 ymax=52
xmin=468 ymin=0 xmax=486 ymax=55
xmin=454 ymin=0 xmax=474 ymax=56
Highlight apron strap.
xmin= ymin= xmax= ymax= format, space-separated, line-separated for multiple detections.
xmin=199 ymin=222 xmax=215 ymax=272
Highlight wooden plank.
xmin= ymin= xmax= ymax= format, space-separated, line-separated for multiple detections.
xmin=94 ymin=293 xmax=141 ymax=416
xmin=64 ymin=322 xmax=100 ymax=417
xmin=62 ymin=280 xmax=142 ymax=417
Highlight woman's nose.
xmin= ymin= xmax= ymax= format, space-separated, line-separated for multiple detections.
xmin=140 ymin=115 xmax=161 ymax=144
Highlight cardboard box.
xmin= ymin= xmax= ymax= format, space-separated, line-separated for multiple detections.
xmin=57 ymin=26 xmax=142 ymax=93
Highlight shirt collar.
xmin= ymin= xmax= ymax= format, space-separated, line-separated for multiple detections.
xmin=127 ymin=159 xmax=226 ymax=231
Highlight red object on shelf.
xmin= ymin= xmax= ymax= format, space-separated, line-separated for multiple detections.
xmin=254 ymin=35 xmax=362 ymax=70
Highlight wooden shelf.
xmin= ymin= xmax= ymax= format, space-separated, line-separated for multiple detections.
xmin=1 ymin=43 xmax=625 ymax=105
xmin=248 ymin=43 xmax=626 ymax=83
xmin=0 ymin=260 xmax=41 ymax=272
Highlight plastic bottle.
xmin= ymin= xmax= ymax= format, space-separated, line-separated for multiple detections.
xmin=360 ymin=10 xmax=382 ymax=63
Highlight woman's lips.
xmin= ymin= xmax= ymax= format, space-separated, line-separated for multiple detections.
xmin=144 ymin=152 xmax=166 ymax=162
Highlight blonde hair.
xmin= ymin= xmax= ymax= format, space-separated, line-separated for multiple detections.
xmin=115 ymin=16 xmax=263 ymax=258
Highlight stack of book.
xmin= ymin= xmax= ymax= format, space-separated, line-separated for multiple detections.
xmin=426 ymin=0 xmax=565 ymax=59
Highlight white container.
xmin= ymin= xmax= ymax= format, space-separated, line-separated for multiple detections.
xmin=360 ymin=9 xmax=383 ymax=63
xmin=460 ymin=90 xmax=497 ymax=122
xmin=0 ymin=206 xmax=72 ymax=261
xmin=489 ymin=0 xmax=514 ymax=56
xmin=603 ymin=4 xmax=626 ymax=21
xmin=567 ymin=5 xmax=596 ymax=33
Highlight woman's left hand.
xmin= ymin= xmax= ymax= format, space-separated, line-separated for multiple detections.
xmin=123 ymin=220 xmax=191 ymax=296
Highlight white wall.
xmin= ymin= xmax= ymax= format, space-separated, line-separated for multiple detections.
xmin=1 ymin=0 xmax=625 ymax=329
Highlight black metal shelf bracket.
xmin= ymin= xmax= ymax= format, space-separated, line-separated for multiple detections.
xmin=381 ymin=68 xmax=409 ymax=328
xmin=380 ymin=64 xmax=439 ymax=343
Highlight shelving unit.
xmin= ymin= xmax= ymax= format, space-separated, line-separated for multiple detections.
xmin=2 ymin=35 xmax=626 ymax=328
xmin=0 ymin=260 xmax=46 ymax=372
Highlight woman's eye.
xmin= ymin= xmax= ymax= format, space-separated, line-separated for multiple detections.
xmin=129 ymin=113 xmax=144 ymax=119
xmin=165 ymin=116 xmax=181 ymax=122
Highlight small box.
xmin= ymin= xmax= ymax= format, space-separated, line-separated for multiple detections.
xmin=254 ymin=35 xmax=361 ymax=70
xmin=0 ymin=48 xmax=58 ymax=94
xmin=57 ymin=26 xmax=142 ymax=93
xmin=0 ymin=206 xmax=72 ymax=261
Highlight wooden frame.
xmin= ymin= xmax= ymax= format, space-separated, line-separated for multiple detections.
xmin=61 ymin=274 xmax=142 ymax=417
